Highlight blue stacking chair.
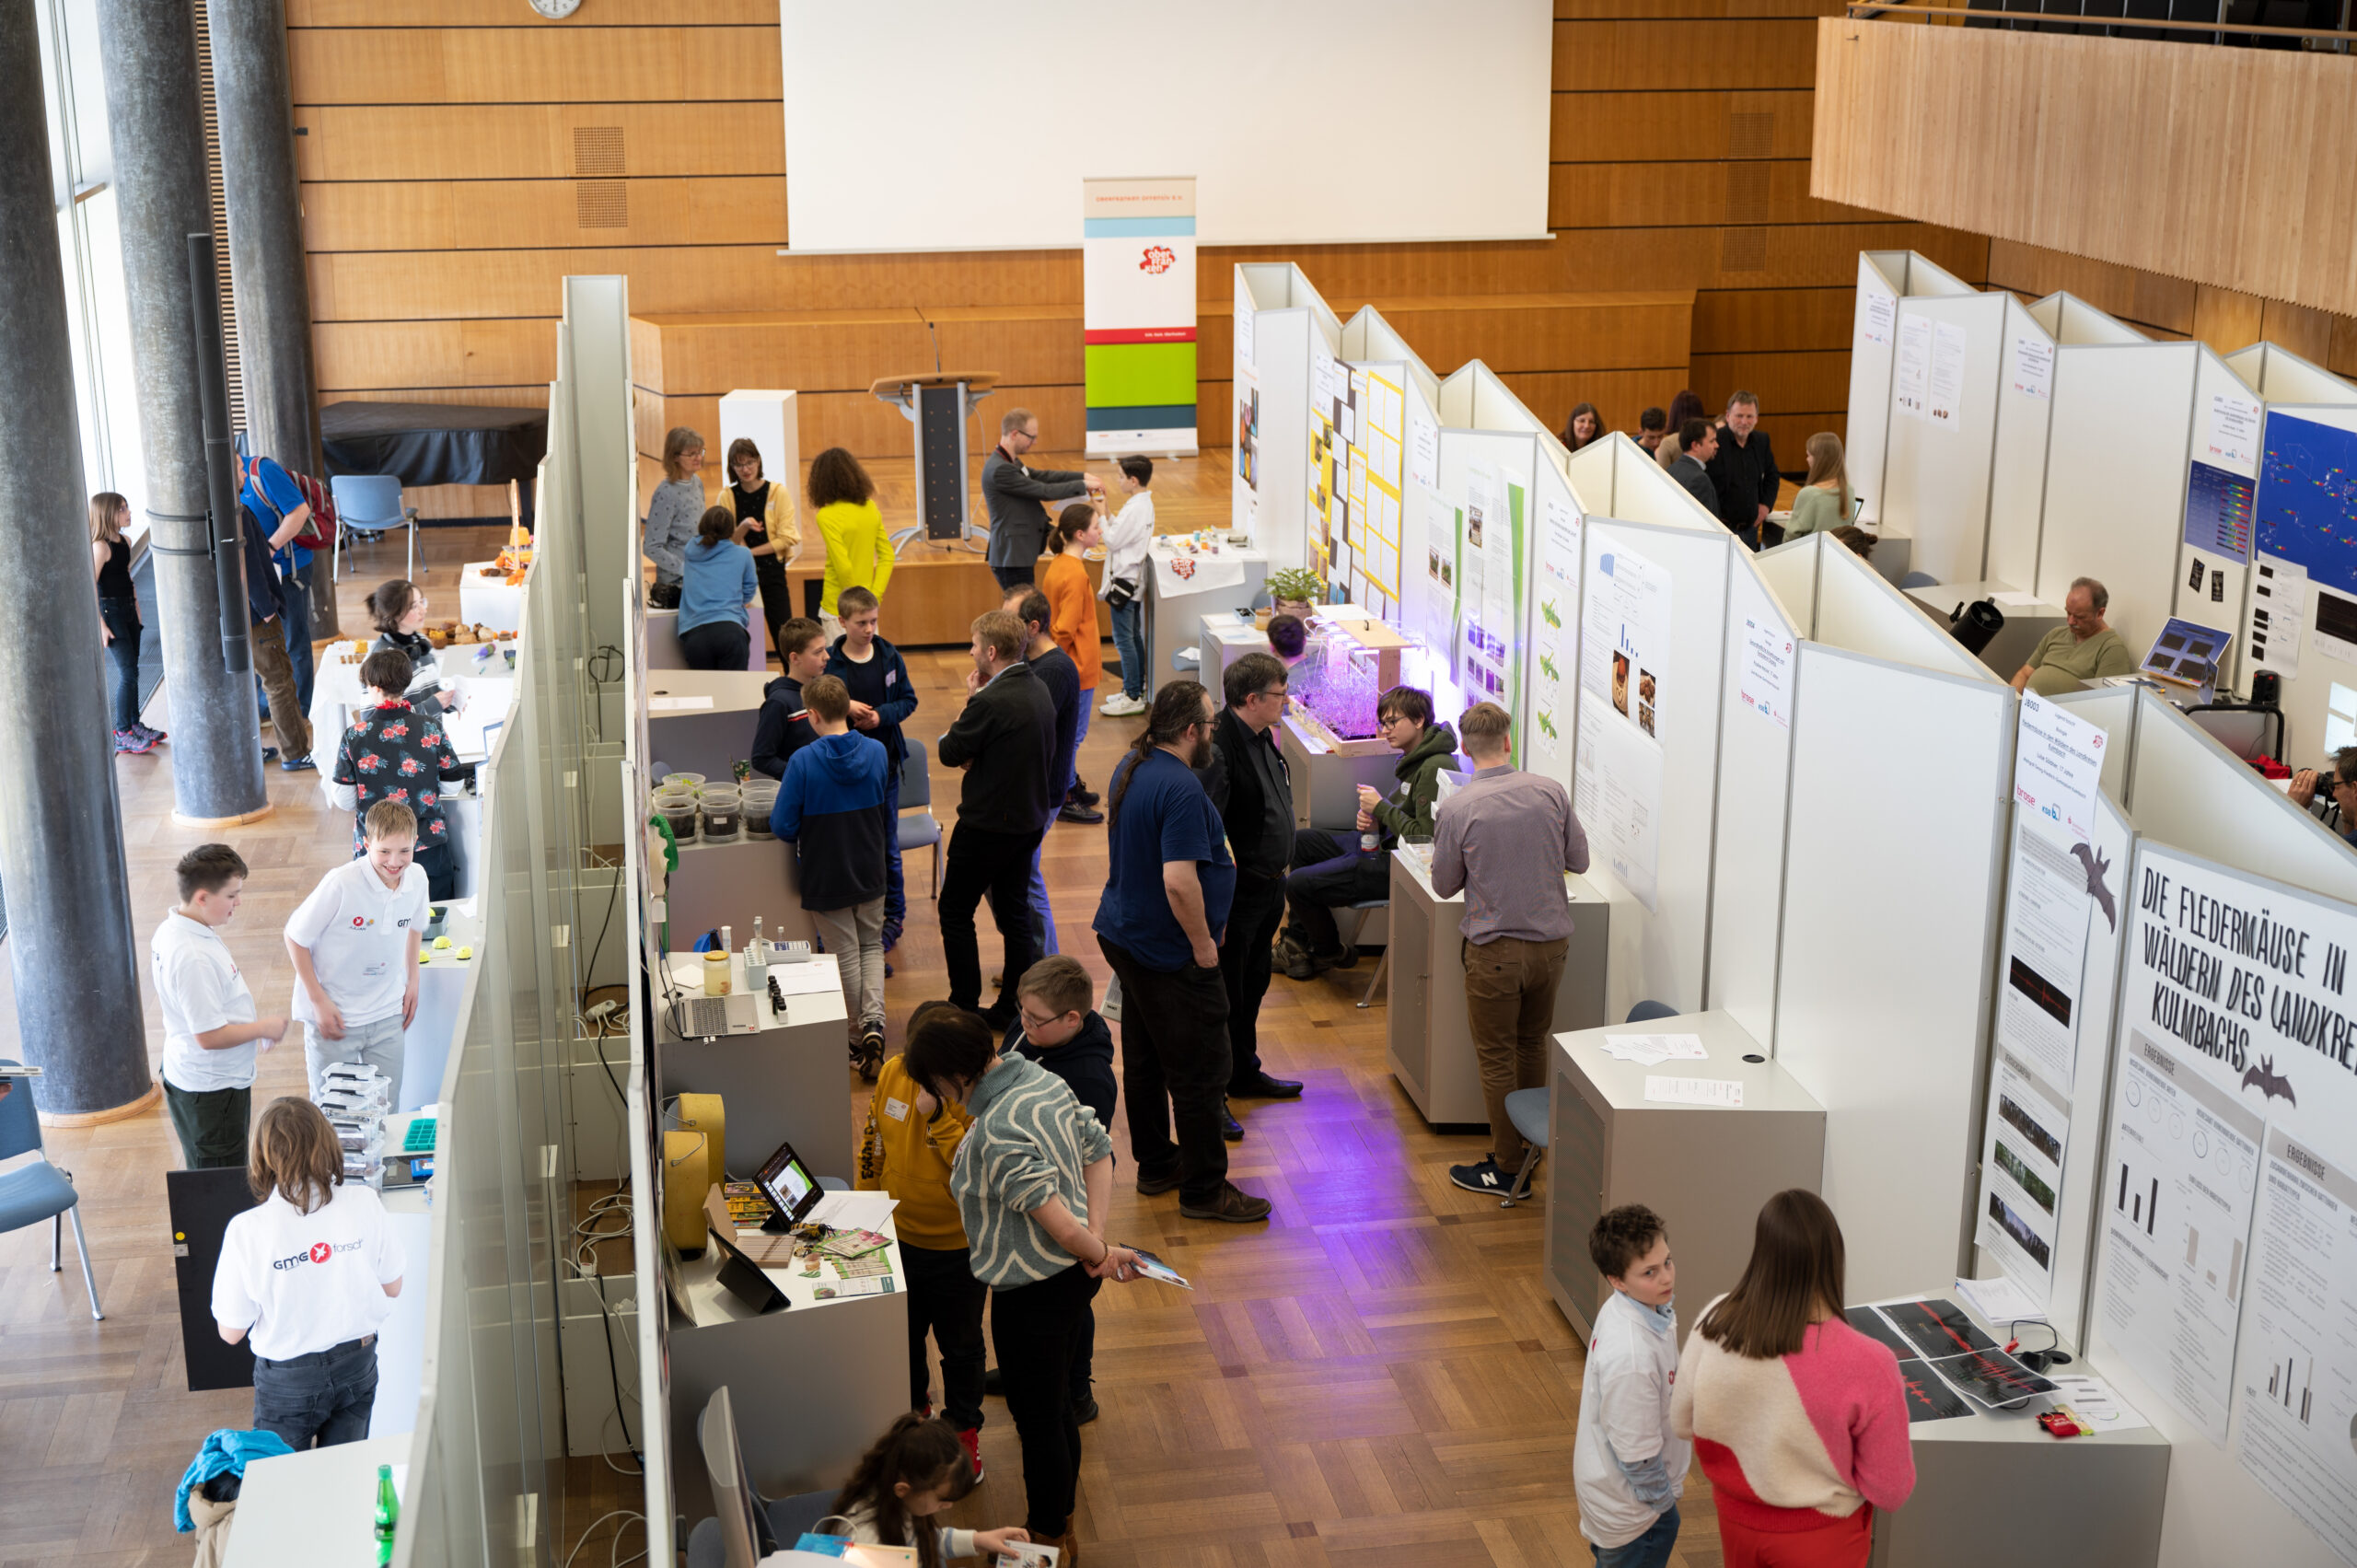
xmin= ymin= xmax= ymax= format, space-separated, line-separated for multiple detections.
xmin=899 ymin=738 xmax=946 ymax=898
xmin=329 ymin=473 xmax=419 ymax=583
xmin=0 ymin=1062 xmax=102 ymax=1318
xmin=1499 ymin=1001 xmax=1678 ymax=1209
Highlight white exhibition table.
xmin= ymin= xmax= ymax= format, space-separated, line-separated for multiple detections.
xmin=455 ymin=560 xmax=523 ymax=633
xmin=308 ymin=646 xmax=517 ymax=761
xmin=1145 ymin=541 xmax=1266 ymax=698
xmin=647 ymin=598 xmax=770 ymax=673
xmin=220 ymin=1433 xmax=411 ymax=1568
xmin=657 ymin=949 xmax=853 ymax=1181
xmin=1900 ymin=578 xmax=2066 ymax=680
xmin=645 ymin=669 xmax=772 ymax=783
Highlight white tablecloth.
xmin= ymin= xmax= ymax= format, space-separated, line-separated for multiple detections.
xmin=308 ymin=648 xmax=517 ymax=762
xmin=1149 ymin=544 xmax=1250 ymax=598
xmin=457 ymin=560 xmax=524 ymax=633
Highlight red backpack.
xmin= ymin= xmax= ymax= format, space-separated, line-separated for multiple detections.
xmin=241 ymin=456 xmax=339 ymax=551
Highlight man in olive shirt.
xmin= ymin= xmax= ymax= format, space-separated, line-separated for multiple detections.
xmin=2012 ymin=576 xmax=2136 ymax=697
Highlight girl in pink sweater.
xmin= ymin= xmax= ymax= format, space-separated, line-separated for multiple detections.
xmin=1669 ymin=1190 xmax=1914 ymax=1568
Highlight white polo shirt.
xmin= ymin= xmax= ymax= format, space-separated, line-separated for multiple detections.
xmin=153 ymin=910 xmax=259 ymax=1094
xmin=284 ymin=859 xmax=429 ymax=1027
xmin=213 ymin=1182 xmax=405 ymax=1361
xmin=1573 ymin=1287 xmax=1690 ymax=1548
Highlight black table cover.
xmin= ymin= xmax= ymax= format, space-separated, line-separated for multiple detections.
xmin=319 ymin=401 xmax=549 ymax=489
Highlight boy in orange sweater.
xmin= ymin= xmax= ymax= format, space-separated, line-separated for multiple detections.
xmin=857 ymin=999 xmax=989 ymax=1478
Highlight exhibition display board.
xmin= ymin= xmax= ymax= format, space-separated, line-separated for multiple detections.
xmin=1231 ymin=263 xmax=1341 ymax=565
xmin=1844 ymin=250 xmax=1977 ymax=530
xmin=1083 ymin=178 xmax=1199 ymax=457
xmin=1341 ymin=307 xmax=1446 ymax=646
xmin=2240 ymin=400 xmax=2357 ymax=764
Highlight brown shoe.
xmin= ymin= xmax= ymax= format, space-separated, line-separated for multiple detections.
xmin=1178 ymin=1181 xmax=1272 ymax=1224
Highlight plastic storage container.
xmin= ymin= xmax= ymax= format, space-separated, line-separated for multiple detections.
xmin=699 ymin=784 xmax=742 ymax=841
xmin=742 ymin=781 xmax=779 ymax=838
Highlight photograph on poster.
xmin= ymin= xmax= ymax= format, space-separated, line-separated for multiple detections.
xmin=1998 ymin=820 xmax=2096 ymax=1086
xmin=1575 ymin=535 xmax=1672 ymax=912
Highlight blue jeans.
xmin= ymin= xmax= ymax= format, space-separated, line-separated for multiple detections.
xmin=1069 ymin=691 xmax=1093 ymax=796
xmin=883 ymin=771 xmax=906 ymax=936
xmin=1109 ymin=599 xmax=1145 ymax=699
xmin=251 ymin=1336 xmax=379 ymax=1451
xmin=1592 ymin=1505 xmax=1678 ymax=1568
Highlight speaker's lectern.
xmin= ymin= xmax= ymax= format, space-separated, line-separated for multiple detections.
xmin=871 ymin=373 xmax=999 ymax=547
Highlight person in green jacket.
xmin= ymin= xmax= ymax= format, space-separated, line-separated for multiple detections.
xmin=1277 ymin=686 xmax=1460 ymax=980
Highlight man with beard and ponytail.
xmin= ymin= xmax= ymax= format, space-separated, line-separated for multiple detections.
xmin=1092 ymin=680 xmax=1272 ymax=1224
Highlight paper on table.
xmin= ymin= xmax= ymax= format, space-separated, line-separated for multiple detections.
xmin=1605 ymin=1033 xmax=1706 ymax=1062
xmin=807 ymin=1189 xmax=899 ymax=1229
xmin=648 ymin=695 xmax=715 ymax=712
xmin=1954 ymin=1274 xmax=2048 ymax=1326
xmin=2046 ymin=1373 xmax=2149 ymax=1432
xmin=767 ymin=961 xmax=842 ymax=996
xmin=1643 ymin=1075 xmax=1743 ymax=1108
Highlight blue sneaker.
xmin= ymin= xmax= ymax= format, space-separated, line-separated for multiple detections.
xmin=280 ymin=753 xmax=318 ymax=772
xmin=1448 ymin=1157 xmax=1513 ymax=1196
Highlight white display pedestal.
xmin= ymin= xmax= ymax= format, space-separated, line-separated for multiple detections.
xmin=656 ymin=951 xmax=852 ymax=1181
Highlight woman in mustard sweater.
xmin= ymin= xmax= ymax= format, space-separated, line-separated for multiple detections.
xmin=809 ymin=447 xmax=894 ymax=631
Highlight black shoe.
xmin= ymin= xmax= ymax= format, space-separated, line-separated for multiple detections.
xmin=1220 ymin=1098 xmax=1244 ymax=1142
xmin=1135 ymin=1167 xmax=1182 ymax=1196
xmin=1178 ymin=1181 xmax=1272 ymax=1223
xmin=279 ymin=753 xmax=318 ymax=772
xmin=261 ymin=746 xmax=279 ymax=762
xmin=1057 ymin=801 xmax=1105 ymax=825
xmin=1231 ymin=1072 xmax=1304 ymax=1100
xmin=1278 ymin=935 xmax=1317 ymax=981
xmin=981 ymin=1005 xmax=1016 ymax=1033
xmin=1071 ymin=1391 xmax=1100 ymax=1425
xmin=1069 ymin=783 xmax=1099 ymax=808
xmin=984 ymin=1366 xmax=1004 ymax=1399
xmin=856 ymin=1029 xmax=886 ymax=1085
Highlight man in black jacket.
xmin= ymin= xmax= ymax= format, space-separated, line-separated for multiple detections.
xmin=981 ymin=407 xmax=1101 ymax=591
xmin=1704 ymin=390 xmax=1778 ymax=551
xmin=935 ymin=610 xmax=1058 ymax=1026
xmin=1196 ymin=653 xmax=1307 ymax=1109
xmin=1668 ymin=419 xmax=1720 ymax=521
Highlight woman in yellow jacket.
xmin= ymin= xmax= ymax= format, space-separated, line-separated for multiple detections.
xmin=856 ymin=1001 xmax=986 ymax=1478
xmin=808 ymin=447 xmax=895 ymax=633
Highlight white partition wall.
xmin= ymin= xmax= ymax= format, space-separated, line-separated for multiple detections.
xmin=718 ymin=390 xmax=798 ymax=554
xmin=1340 ymin=306 xmax=1449 ymax=645
xmin=2036 ymin=341 xmax=2201 ymax=661
xmin=2177 ymin=346 xmax=2267 ymax=689
xmin=2225 ymin=342 xmax=2357 ymax=406
xmin=2034 ymin=291 xmax=2150 ymax=347
xmin=1706 ymin=553 xmax=1799 ymax=1042
xmin=1846 ymin=250 xmax=1976 ymax=528
xmin=1880 ymin=291 xmax=2053 ymax=589
xmin=1232 ymin=262 xmax=1341 ymax=568
xmin=1771 ymin=644 xmax=2014 ymax=1300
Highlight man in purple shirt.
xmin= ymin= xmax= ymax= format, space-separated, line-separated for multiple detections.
xmin=1429 ymin=702 xmax=1590 ymax=1199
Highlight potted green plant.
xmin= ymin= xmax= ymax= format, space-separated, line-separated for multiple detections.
xmin=1266 ymin=567 xmax=1322 ymax=621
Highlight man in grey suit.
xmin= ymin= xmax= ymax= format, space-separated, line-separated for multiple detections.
xmin=981 ymin=407 xmax=1101 ymax=591
xmin=1668 ymin=418 xmax=1720 ymax=520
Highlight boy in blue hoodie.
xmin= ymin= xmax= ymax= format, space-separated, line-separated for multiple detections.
xmin=1004 ymin=954 xmax=1119 ymax=1423
xmin=772 ymin=674 xmax=892 ymax=1077
xmin=823 ymin=586 xmax=920 ymax=950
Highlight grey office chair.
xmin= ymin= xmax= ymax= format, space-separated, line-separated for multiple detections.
xmin=899 ymin=738 xmax=945 ymax=897
xmin=1626 ymin=1000 xmax=1679 ymax=1024
xmin=329 ymin=473 xmax=419 ymax=582
xmin=1898 ymin=571 xmax=1938 ymax=590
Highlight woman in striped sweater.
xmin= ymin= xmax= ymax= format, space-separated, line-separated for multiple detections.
xmin=1670 ymin=1190 xmax=1915 ymax=1568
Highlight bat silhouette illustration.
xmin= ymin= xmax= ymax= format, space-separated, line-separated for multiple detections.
xmin=2240 ymin=1056 xmax=2296 ymax=1109
xmin=2071 ymin=842 xmax=2118 ymax=931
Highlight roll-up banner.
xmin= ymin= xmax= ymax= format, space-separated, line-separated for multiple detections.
xmin=1083 ymin=176 xmax=1199 ymax=458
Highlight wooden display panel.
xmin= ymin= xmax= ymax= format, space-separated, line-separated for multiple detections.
xmin=300 ymin=177 xmax=788 ymax=254
xmin=292 ymin=103 xmax=785 ymax=182
xmin=1553 ymin=17 xmax=1821 ymax=91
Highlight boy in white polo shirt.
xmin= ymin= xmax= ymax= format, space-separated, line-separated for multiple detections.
xmin=1573 ymin=1204 xmax=1689 ymax=1568
xmin=285 ymin=800 xmax=429 ymax=1107
xmin=155 ymin=843 xmax=290 ymax=1169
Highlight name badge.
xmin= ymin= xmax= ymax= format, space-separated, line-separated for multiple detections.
xmin=885 ymin=669 xmax=898 ymax=687
xmin=362 ymin=961 xmax=389 ymax=979
xmin=883 ymin=1097 xmax=910 ymax=1121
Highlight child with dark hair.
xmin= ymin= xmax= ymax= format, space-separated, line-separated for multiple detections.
xmin=677 ymin=505 xmax=758 ymax=670
xmin=1097 ymin=455 xmax=1155 ymax=714
xmin=330 ymin=646 xmax=467 ymax=898
xmin=365 ymin=577 xmax=455 ymax=713
xmin=900 ymin=1004 xmax=1138 ymax=1558
xmin=829 ymin=1412 xmax=1028 ymax=1564
xmin=156 ymin=844 xmax=287 ymax=1169
xmin=772 ymin=673 xmax=892 ymax=1075
xmin=825 ymin=586 xmax=920 ymax=950
xmin=1574 ymin=1205 xmax=1689 ymax=1568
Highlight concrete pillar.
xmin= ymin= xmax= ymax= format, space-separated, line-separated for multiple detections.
xmin=97 ymin=0 xmax=268 ymax=822
xmin=0 ymin=3 xmax=151 ymax=1119
xmin=211 ymin=0 xmax=336 ymax=637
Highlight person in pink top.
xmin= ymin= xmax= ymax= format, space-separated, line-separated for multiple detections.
xmin=1670 ymin=1190 xmax=1914 ymax=1568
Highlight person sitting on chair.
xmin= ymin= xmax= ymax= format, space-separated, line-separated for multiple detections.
xmin=1276 ymin=684 xmax=1457 ymax=981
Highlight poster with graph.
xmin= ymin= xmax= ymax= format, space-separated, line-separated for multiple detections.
xmin=1354 ymin=368 xmax=1406 ymax=619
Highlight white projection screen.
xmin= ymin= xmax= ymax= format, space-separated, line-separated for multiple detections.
xmin=779 ymin=0 xmax=1554 ymax=251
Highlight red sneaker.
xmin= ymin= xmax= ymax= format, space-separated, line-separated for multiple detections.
xmin=957 ymin=1423 xmax=984 ymax=1483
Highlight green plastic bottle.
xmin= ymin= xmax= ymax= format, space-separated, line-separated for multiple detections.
xmin=374 ymin=1463 xmax=399 ymax=1564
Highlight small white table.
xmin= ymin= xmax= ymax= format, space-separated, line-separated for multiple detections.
xmin=455 ymin=560 xmax=524 ymax=633
xmin=645 ymin=669 xmax=774 ymax=782
xmin=1146 ymin=543 xmax=1266 ymax=698
xmin=308 ymin=649 xmax=514 ymax=762
xmin=657 ymin=950 xmax=852 ymax=1180
xmin=221 ymin=1433 xmax=410 ymax=1568
xmin=1901 ymin=578 xmax=2066 ymax=680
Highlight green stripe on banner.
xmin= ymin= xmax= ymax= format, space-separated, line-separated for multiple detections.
xmin=1085 ymin=342 xmax=1197 ymax=410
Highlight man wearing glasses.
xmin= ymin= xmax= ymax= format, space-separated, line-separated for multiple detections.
xmin=2289 ymin=749 xmax=2357 ymax=843
xmin=1196 ymin=655 xmax=1308 ymax=1125
xmin=981 ymin=407 xmax=1103 ymax=591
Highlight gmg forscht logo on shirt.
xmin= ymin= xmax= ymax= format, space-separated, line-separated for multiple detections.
xmin=273 ymin=1236 xmax=365 ymax=1272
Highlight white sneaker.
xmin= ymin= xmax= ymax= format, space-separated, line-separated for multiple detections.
xmin=1100 ymin=692 xmax=1145 ymax=715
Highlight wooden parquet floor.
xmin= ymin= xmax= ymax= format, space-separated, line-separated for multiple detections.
xmin=0 ymin=450 xmax=1719 ymax=1568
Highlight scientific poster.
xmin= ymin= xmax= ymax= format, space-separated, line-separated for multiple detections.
xmin=1455 ymin=462 xmax=1524 ymax=723
xmin=2257 ymin=412 xmax=2357 ymax=598
xmin=1977 ymin=1050 xmax=2071 ymax=1304
xmin=1534 ymin=493 xmax=1583 ymax=775
xmin=1575 ymin=533 xmax=1671 ymax=911
xmin=1896 ymin=316 xmax=1932 ymax=421
xmin=2250 ymin=556 xmax=2306 ymax=681
xmin=1232 ymin=361 xmax=1260 ymax=541
xmin=1996 ymin=819 xmax=2096 ymax=1087
xmin=1359 ymin=368 xmax=1406 ymax=618
xmin=1234 ymin=269 xmax=1254 ymax=366
xmin=1861 ymin=287 xmax=1896 ymax=348
xmin=1409 ymin=405 xmax=1439 ymax=492
xmin=1927 ymin=319 xmax=1969 ymax=433
xmin=2011 ymin=333 xmax=2054 ymax=401
xmin=2205 ymin=391 xmax=2265 ymax=470
xmin=2236 ymin=1128 xmax=2357 ymax=1566
xmin=2014 ymin=692 xmax=2105 ymax=845
xmin=1737 ymin=615 xmax=1794 ymax=730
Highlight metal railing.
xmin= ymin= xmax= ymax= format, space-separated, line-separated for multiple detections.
xmin=1846 ymin=1 xmax=2356 ymax=47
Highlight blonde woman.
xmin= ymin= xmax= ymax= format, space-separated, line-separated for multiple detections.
xmin=91 ymin=492 xmax=162 ymax=753
xmin=643 ymin=426 xmax=706 ymax=609
xmin=1783 ymin=434 xmax=1854 ymax=540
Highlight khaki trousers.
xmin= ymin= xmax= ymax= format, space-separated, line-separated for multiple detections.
xmin=1462 ymin=935 xmax=1569 ymax=1170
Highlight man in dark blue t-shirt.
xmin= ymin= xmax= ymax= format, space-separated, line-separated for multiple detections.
xmin=1093 ymin=680 xmax=1271 ymax=1225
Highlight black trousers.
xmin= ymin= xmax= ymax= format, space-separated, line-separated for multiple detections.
xmin=1283 ymin=828 xmax=1388 ymax=955
xmin=678 ymin=619 xmax=750 ymax=671
xmin=900 ymin=1241 xmax=989 ymax=1431
xmin=939 ymin=823 xmax=1045 ymax=1013
xmin=1221 ymin=870 xmax=1287 ymax=1089
xmin=100 ymin=596 xmax=142 ymax=731
xmin=992 ymin=1263 xmax=1094 ymax=1538
xmin=1099 ymin=935 xmax=1231 ymax=1204
xmin=991 ymin=564 xmax=1036 ymax=592
xmin=415 ymin=839 xmax=458 ymax=903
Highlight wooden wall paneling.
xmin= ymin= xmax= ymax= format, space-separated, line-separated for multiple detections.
xmin=292 ymin=103 xmax=784 ymax=181
xmin=1553 ymin=18 xmax=1821 ymax=91
xmin=2332 ymin=317 xmax=2357 ymax=380
xmin=1689 ymin=348 xmax=1852 ymax=414
xmin=1811 ymin=19 xmax=2357 ymax=319
xmin=1547 ymin=158 xmax=1887 ymax=229
xmin=1754 ymin=411 xmax=1845 ymax=456
xmin=1343 ymin=294 xmax=1694 ymax=376
xmin=2261 ymin=300 xmax=2338 ymax=367
xmin=1691 ymin=285 xmax=1855 ymax=353
xmin=634 ymin=387 xmax=1094 ymax=467
xmin=301 ymin=177 xmax=789 ymax=254
xmin=313 ymin=318 xmax=558 ymax=392
xmin=1553 ymin=89 xmax=1818 ymax=162
xmin=1983 ymin=238 xmax=2199 ymax=335
xmin=286 ymin=28 xmax=780 ymax=105
xmin=2192 ymin=286 xmax=2268 ymax=356
xmin=632 ymin=308 xmax=936 ymax=394
xmin=1555 ymin=0 xmax=1844 ymax=16
xmin=926 ymin=305 xmax=1087 ymax=388
xmin=1493 ymin=368 xmax=1704 ymax=438
xmin=299 ymin=180 xmax=459 ymax=252
xmin=288 ymin=0 xmax=779 ymax=24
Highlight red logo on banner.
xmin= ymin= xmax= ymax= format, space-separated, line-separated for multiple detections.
xmin=1139 ymin=245 xmax=1175 ymax=274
